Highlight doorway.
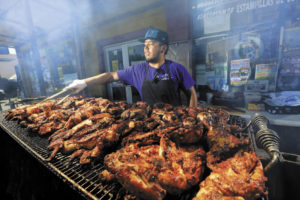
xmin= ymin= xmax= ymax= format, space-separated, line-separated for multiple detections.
xmin=104 ymin=40 xmax=145 ymax=103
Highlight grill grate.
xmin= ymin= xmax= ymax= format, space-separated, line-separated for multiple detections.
xmin=0 ymin=111 xmax=266 ymax=200
xmin=228 ymin=114 xmax=247 ymax=129
xmin=0 ymin=111 xmax=118 ymax=200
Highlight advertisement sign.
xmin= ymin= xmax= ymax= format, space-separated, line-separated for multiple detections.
xmin=278 ymin=55 xmax=300 ymax=91
xmin=255 ymin=63 xmax=277 ymax=90
xmin=255 ymin=64 xmax=276 ymax=79
xmin=207 ymin=63 xmax=229 ymax=91
xmin=195 ymin=65 xmax=207 ymax=85
xmin=112 ymin=60 xmax=119 ymax=71
xmin=230 ymin=59 xmax=250 ymax=86
xmin=207 ymin=76 xmax=229 ymax=92
xmin=195 ymin=63 xmax=228 ymax=91
xmin=191 ymin=0 xmax=295 ymax=37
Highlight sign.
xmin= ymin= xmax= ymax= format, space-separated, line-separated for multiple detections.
xmin=207 ymin=76 xmax=229 ymax=91
xmin=214 ymin=63 xmax=228 ymax=76
xmin=112 ymin=60 xmax=119 ymax=71
xmin=255 ymin=63 xmax=277 ymax=91
xmin=255 ymin=63 xmax=276 ymax=79
xmin=195 ymin=65 xmax=207 ymax=85
xmin=206 ymin=63 xmax=229 ymax=91
xmin=192 ymin=0 xmax=296 ymax=37
xmin=230 ymin=59 xmax=250 ymax=86
xmin=277 ymin=55 xmax=300 ymax=91
xmin=192 ymin=0 xmax=295 ymax=20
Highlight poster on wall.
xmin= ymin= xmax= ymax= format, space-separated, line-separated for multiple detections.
xmin=112 ymin=60 xmax=119 ymax=71
xmin=207 ymin=76 xmax=228 ymax=92
xmin=205 ymin=63 xmax=229 ymax=92
xmin=195 ymin=65 xmax=207 ymax=85
xmin=255 ymin=63 xmax=277 ymax=91
xmin=230 ymin=59 xmax=250 ymax=86
xmin=284 ymin=27 xmax=300 ymax=52
xmin=215 ymin=62 xmax=228 ymax=77
xmin=277 ymin=55 xmax=300 ymax=91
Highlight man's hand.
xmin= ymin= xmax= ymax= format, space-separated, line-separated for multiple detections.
xmin=65 ymin=79 xmax=87 ymax=93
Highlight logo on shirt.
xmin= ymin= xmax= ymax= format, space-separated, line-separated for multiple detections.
xmin=160 ymin=73 xmax=170 ymax=80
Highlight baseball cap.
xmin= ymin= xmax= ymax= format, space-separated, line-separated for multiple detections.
xmin=140 ymin=28 xmax=169 ymax=44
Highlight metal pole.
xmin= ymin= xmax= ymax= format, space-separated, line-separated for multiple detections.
xmin=68 ymin=0 xmax=86 ymax=97
xmin=275 ymin=26 xmax=284 ymax=91
xmin=24 ymin=0 xmax=46 ymax=96
xmin=69 ymin=0 xmax=86 ymax=80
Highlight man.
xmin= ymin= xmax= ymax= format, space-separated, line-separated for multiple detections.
xmin=66 ymin=28 xmax=197 ymax=107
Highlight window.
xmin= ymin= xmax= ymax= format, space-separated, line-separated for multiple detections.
xmin=104 ymin=40 xmax=145 ymax=103
xmin=192 ymin=0 xmax=300 ymax=109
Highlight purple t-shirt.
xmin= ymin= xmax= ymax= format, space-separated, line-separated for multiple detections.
xmin=117 ymin=60 xmax=195 ymax=100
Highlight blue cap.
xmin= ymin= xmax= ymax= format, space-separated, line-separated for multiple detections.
xmin=140 ymin=28 xmax=169 ymax=44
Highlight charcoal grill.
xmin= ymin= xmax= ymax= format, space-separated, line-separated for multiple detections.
xmin=0 ymin=111 xmax=272 ymax=200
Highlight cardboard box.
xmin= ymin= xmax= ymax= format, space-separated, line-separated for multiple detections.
xmin=247 ymin=103 xmax=265 ymax=111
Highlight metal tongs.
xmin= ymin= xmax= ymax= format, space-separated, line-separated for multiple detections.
xmin=41 ymin=88 xmax=73 ymax=104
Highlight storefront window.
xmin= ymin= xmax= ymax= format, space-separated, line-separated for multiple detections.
xmin=104 ymin=41 xmax=144 ymax=103
xmin=128 ymin=44 xmax=145 ymax=65
xmin=107 ymin=48 xmax=126 ymax=101
xmin=192 ymin=0 xmax=299 ymax=111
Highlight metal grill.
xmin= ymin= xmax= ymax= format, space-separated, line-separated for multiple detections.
xmin=0 ymin=111 xmax=119 ymax=200
xmin=0 ymin=111 xmax=269 ymax=200
xmin=228 ymin=114 xmax=247 ymax=129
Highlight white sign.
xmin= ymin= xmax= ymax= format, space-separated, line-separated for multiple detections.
xmin=194 ymin=0 xmax=295 ymax=20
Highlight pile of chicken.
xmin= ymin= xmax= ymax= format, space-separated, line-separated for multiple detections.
xmin=5 ymin=97 xmax=268 ymax=200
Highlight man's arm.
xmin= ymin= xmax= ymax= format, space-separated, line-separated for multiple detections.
xmin=189 ymin=86 xmax=197 ymax=107
xmin=85 ymin=72 xmax=119 ymax=86
xmin=65 ymin=72 xmax=119 ymax=93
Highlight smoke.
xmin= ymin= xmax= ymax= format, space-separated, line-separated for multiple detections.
xmin=0 ymin=0 xmax=95 ymax=97
xmin=0 ymin=0 xmax=93 ymax=45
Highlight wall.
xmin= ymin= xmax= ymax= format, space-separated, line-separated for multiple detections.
xmin=164 ymin=0 xmax=191 ymax=42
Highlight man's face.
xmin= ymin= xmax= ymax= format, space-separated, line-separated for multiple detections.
xmin=144 ymin=39 xmax=162 ymax=63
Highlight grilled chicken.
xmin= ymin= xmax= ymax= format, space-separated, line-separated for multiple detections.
xmin=196 ymin=106 xmax=230 ymax=129
xmin=68 ymin=120 xmax=135 ymax=164
xmin=104 ymin=137 xmax=206 ymax=200
xmin=46 ymin=113 xmax=114 ymax=161
xmin=99 ymin=169 xmax=116 ymax=182
xmin=193 ymin=152 xmax=268 ymax=200
xmin=121 ymin=108 xmax=149 ymax=120
xmin=206 ymin=126 xmax=251 ymax=167
xmin=5 ymin=100 xmax=56 ymax=121
xmin=5 ymin=97 xmax=268 ymax=200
